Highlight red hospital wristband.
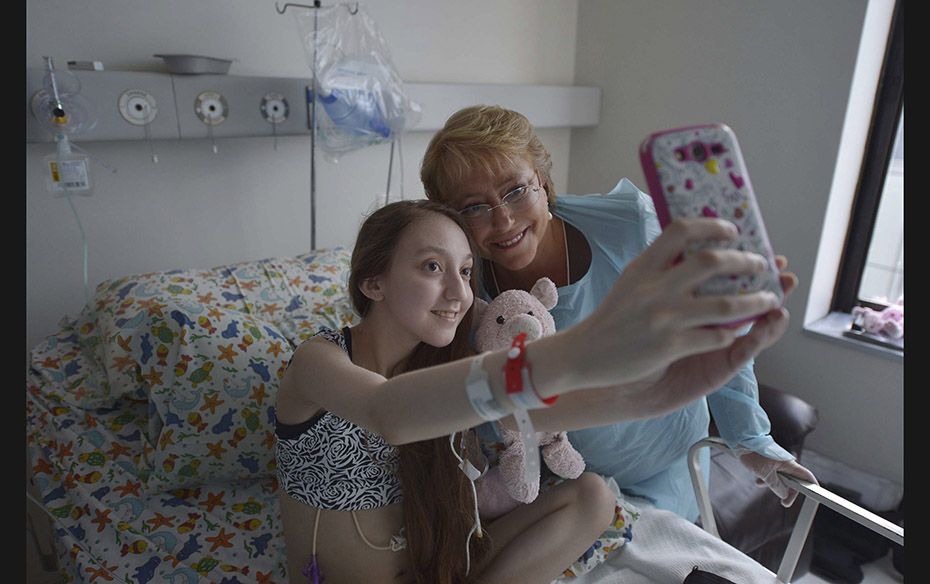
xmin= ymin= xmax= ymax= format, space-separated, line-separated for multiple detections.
xmin=504 ymin=332 xmax=558 ymax=407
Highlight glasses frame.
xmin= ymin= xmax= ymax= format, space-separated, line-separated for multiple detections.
xmin=458 ymin=173 xmax=543 ymax=224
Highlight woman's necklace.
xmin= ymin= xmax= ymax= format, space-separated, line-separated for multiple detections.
xmin=490 ymin=218 xmax=570 ymax=295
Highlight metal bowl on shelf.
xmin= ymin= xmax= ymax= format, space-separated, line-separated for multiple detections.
xmin=154 ymin=54 xmax=234 ymax=75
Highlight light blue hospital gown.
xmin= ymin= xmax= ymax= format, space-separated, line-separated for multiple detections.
xmin=529 ymin=178 xmax=793 ymax=522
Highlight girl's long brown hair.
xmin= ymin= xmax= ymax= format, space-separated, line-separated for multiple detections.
xmin=349 ymin=200 xmax=492 ymax=584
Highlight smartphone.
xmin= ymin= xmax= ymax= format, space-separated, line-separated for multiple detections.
xmin=639 ymin=123 xmax=783 ymax=314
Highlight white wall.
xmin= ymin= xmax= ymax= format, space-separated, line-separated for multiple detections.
xmin=568 ymin=0 xmax=902 ymax=485
xmin=25 ymin=0 xmax=579 ymax=354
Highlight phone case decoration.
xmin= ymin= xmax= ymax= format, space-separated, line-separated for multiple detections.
xmin=640 ymin=124 xmax=783 ymax=300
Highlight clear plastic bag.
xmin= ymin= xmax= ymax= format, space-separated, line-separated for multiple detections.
xmin=293 ymin=3 xmax=421 ymax=159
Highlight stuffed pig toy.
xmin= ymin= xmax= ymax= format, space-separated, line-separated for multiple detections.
xmin=473 ymin=277 xmax=585 ymax=519
xmin=852 ymin=297 xmax=903 ymax=339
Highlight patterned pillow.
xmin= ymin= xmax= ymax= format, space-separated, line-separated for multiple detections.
xmin=137 ymin=301 xmax=292 ymax=493
xmin=66 ymin=248 xmax=355 ymax=404
xmin=88 ymin=265 xmax=247 ymax=407
xmin=221 ymin=248 xmax=358 ymax=345
xmin=32 ymin=248 xmax=359 ymax=493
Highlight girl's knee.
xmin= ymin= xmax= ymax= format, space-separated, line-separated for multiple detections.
xmin=571 ymin=472 xmax=616 ymax=529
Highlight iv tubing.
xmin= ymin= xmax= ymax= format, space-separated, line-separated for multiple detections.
xmin=65 ymin=196 xmax=90 ymax=306
xmin=57 ymin=136 xmax=90 ymax=306
xmin=449 ymin=431 xmax=484 ymax=576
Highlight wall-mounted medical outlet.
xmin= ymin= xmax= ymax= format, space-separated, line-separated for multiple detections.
xmin=26 ymin=69 xmax=179 ymax=142
xmin=173 ymin=75 xmax=308 ymax=140
xmin=260 ymin=93 xmax=289 ymax=124
xmin=194 ymin=90 xmax=229 ymax=126
xmin=27 ymin=67 xmax=601 ymax=144
xmin=118 ymin=89 xmax=158 ymax=126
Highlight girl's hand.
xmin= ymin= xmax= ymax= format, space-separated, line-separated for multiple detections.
xmin=610 ymin=252 xmax=796 ymax=418
xmin=563 ymin=218 xmax=785 ymax=390
xmin=616 ymin=306 xmax=790 ymax=419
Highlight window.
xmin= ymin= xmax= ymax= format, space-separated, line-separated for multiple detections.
xmin=857 ymin=111 xmax=902 ymax=305
xmin=833 ymin=0 xmax=903 ymax=351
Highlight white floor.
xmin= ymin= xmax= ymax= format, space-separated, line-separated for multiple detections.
xmin=793 ymin=551 xmax=903 ymax=584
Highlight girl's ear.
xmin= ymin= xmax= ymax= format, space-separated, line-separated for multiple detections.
xmin=359 ymin=277 xmax=385 ymax=302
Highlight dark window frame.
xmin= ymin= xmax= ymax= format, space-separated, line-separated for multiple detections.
xmin=832 ymin=0 xmax=903 ymax=314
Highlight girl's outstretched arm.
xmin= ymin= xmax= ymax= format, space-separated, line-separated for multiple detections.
xmin=278 ymin=218 xmax=785 ymax=445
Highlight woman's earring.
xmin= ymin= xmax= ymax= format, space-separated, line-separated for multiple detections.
xmin=547 ymin=211 xmax=553 ymax=221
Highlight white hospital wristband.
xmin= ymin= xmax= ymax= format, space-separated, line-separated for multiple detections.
xmin=465 ymin=352 xmax=509 ymax=421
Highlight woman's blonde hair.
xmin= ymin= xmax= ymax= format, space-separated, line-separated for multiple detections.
xmin=421 ymin=105 xmax=556 ymax=207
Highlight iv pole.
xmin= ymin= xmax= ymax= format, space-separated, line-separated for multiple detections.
xmin=276 ymin=1 xmax=361 ymax=249
xmin=309 ymin=1 xmax=319 ymax=250
xmin=276 ymin=1 xmax=390 ymax=248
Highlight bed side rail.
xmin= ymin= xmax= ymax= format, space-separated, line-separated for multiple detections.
xmin=687 ymin=436 xmax=903 ymax=584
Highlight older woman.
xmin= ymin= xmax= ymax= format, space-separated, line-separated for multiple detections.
xmin=420 ymin=105 xmax=815 ymax=521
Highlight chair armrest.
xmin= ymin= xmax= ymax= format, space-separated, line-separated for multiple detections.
xmin=688 ymin=437 xmax=904 ymax=584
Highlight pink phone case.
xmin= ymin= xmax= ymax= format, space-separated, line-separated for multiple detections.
xmin=639 ymin=123 xmax=783 ymax=310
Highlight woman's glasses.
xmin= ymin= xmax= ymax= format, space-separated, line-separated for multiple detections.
xmin=458 ymin=177 xmax=542 ymax=225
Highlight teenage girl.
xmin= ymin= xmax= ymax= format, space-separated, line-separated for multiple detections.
xmin=274 ymin=199 xmax=790 ymax=584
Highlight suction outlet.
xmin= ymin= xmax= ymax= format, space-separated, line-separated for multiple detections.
xmin=194 ymin=90 xmax=228 ymax=126
xmin=260 ymin=93 xmax=289 ymax=124
xmin=118 ymin=89 xmax=158 ymax=126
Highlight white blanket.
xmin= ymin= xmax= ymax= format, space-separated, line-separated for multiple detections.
xmin=564 ymin=504 xmax=780 ymax=584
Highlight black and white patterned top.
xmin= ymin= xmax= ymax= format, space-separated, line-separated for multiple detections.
xmin=274 ymin=327 xmax=403 ymax=511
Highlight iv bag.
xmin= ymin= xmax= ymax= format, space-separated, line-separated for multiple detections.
xmin=294 ymin=4 xmax=421 ymax=159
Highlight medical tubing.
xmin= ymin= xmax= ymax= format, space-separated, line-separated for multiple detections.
xmin=45 ymin=57 xmax=62 ymax=104
xmin=312 ymin=507 xmax=322 ymax=555
xmin=385 ymin=139 xmax=394 ymax=204
xmin=309 ymin=3 xmax=319 ymax=249
xmin=65 ymin=196 xmax=90 ymax=306
xmin=398 ymin=133 xmax=405 ymax=199
xmin=449 ymin=431 xmax=483 ymax=576
xmin=350 ymin=511 xmax=394 ymax=551
xmin=68 ymin=142 xmax=118 ymax=174
xmin=56 ymin=139 xmax=90 ymax=306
